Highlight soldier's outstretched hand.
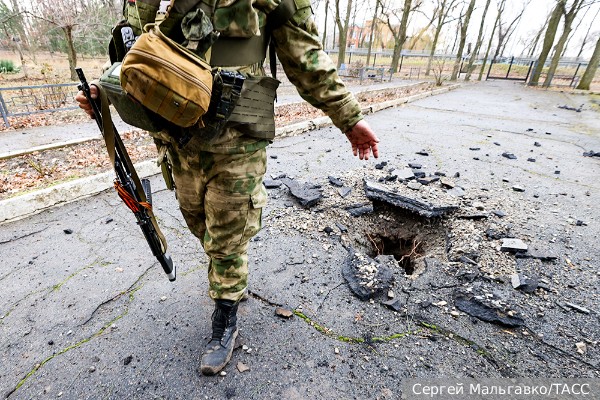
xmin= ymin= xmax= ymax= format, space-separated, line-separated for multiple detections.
xmin=345 ymin=120 xmax=380 ymax=160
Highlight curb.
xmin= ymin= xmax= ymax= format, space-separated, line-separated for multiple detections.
xmin=0 ymin=83 xmax=459 ymax=225
xmin=0 ymin=136 xmax=101 ymax=161
xmin=0 ymin=161 xmax=160 ymax=224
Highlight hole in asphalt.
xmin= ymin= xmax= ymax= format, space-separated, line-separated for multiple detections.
xmin=368 ymin=234 xmax=423 ymax=275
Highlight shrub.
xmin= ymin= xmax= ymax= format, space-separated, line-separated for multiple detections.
xmin=0 ymin=60 xmax=15 ymax=73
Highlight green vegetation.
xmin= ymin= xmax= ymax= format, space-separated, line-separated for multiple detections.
xmin=0 ymin=60 xmax=16 ymax=73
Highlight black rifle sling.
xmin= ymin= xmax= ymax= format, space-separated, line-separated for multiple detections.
xmin=96 ymin=83 xmax=169 ymax=254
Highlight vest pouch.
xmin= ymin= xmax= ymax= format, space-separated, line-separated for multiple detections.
xmin=227 ymin=76 xmax=280 ymax=139
xmin=120 ymin=23 xmax=213 ymax=128
xmin=98 ymin=62 xmax=166 ymax=132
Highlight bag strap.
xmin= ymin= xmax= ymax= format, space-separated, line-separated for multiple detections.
xmin=96 ymin=82 xmax=169 ymax=254
xmin=266 ymin=0 xmax=297 ymax=79
xmin=163 ymin=0 xmax=176 ymax=20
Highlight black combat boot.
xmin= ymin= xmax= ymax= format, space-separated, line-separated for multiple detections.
xmin=200 ymin=299 xmax=239 ymax=375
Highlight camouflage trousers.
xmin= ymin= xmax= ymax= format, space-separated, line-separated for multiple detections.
xmin=167 ymin=145 xmax=267 ymax=302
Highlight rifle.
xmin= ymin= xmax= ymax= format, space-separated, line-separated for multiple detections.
xmin=76 ymin=68 xmax=176 ymax=282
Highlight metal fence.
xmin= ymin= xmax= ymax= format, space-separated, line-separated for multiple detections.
xmin=485 ymin=56 xmax=587 ymax=87
xmin=326 ymin=48 xmax=596 ymax=87
xmin=0 ymin=82 xmax=79 ymax=128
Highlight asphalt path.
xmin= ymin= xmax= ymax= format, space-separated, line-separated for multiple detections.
xmin=1 ymin=80 xmax=599 ymax=399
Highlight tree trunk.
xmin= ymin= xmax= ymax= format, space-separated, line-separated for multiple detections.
xmin=426 ymin=0 xmax=448 ymax=76
xmin=477 ymin=2 xmax=501 ymax=81
xmin=529 ymin=0 xmax=565 ymax=86
xmin=576 ymin=35 xmax=600 ymax=90
xmin=543 ymin=0 xmax=584 ymax=87
xmin=451 ymin=0 xmax=476 ymax=81
xmin=390 ymin=0 xmax=412 ymax=73
xmin=493 ymin=0 xmax=528 ymax=62
xmin=335 ymin=0 xmax=353 ymax=69
xmin=322 ymin=0 xmax=329 ymax=49
xmin=465 ymin=0 xmax=491 ymax=81
xmin=64 ymin=26 xmax=78 ymax=81
xmin=366 ymin=1 xmax=378 ymax=66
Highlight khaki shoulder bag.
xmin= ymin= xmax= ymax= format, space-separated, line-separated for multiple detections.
xmin=120 ymin=0 xmax=213 ymax=128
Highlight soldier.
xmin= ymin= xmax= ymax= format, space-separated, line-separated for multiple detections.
xmin=76 ymin=0 xmax=379 ymax=376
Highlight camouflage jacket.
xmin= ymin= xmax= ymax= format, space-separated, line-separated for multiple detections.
xmin=189 ymin=0 xmax=363 ymax=154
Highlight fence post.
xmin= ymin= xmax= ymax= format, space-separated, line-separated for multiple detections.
xmin=571 ymin=63 xmax=581 ymax=87
xmin=525 ymin=61 xmax=534 ymax=83
xmin=527 ymin=60 xmax=538 ymax=85
xmin=486 ymin=59 xmax=493 ymax=80
xmin=505 ymin=56 xmax=514 ymax=79
xmin=399 ymin=55 xmax=404 ymax=73
xmin=373 ymin=53 xmax=377 ymax=68
xmin=0 ymin=91 xmax=10 ymax=128
xmin=348 ymin=52 xmax=352 ymax=64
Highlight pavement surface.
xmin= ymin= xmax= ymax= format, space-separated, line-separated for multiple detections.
xmin=1 ymin=80 xmax=600 ymax=399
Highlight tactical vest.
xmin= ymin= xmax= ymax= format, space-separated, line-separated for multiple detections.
xmin=121 ymin=0 xmax=307 ymax=69
xmin=108 ymin=0 xmax=310 ymax=142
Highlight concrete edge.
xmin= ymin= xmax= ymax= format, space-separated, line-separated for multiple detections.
xmin=0 ymin=83 xmax=459 ymax=225
xmin=0 ymin=136 xmax=101 ymax=161
xmin=0 ymin=160 xmax=160 ymax=224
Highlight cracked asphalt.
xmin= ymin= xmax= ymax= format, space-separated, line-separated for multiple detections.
xmin=1 ymin=80 xmax=599 ymax=399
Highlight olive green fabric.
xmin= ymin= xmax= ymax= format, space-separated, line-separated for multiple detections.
xmin=124 ymin=0 xmax=202 ymax=36
xmin=271 ymin=15 xmax=363 ymax=133
xmin=99 ymin=62 xmax=165 ymax=132
xmin=167 ymin=145 xmax=267 ymax=301
xmin=137 ymin=0 xmax=364 ymax=301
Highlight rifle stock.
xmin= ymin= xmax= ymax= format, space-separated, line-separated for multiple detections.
xmin=76 ymin=68 xmax=176 ymax=282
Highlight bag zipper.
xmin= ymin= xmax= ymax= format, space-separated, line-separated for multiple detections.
xmin=126 ymin=48 xmax=211 ymax=97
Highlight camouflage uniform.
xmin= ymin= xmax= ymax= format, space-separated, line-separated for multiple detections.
xmin=163 ymin=0 xmax=363 ymax=302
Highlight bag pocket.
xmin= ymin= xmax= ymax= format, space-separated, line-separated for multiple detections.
xmin=120 ymin=24 xmax=213 ymax=128
xmin=99 ymin=62 xmax=166 ymax=132
xmin=204 ymin=185 xmax=267 ymax=246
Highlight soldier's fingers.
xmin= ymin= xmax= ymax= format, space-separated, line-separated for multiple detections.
xmin=363 ymin=146 xmax=371 ymax=160
xmin=371 ymin=142 xmax=379 ymax=159
xmin=89 ymin=84 xmax=99 ymax=99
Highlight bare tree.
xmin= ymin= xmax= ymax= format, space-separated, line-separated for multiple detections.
xmin=493 ymin=0 xmax=530 ymax=61
xmin=378 ymin=0 xmax=416 ymax=73
xmin=425 ymin=0 xmax=461 ymax=76
xmin=334 ymin=0 xmax=354 ymax=68
xmin=464 ymin=0 xmax=491 ymax=81
xmin=529 ymin=0 xmax=566 ymax=86
xmin=526 ymin=23 xmax=547 ymax=58
xmin=576 ymin=34 xmax=600 ymax=89
xmin=477 ymin=0 xmax=504 ymax=80
xmin=450 ymin=0 xmax=476 ymax=81
xmin=366 ymin=0 xmax=379 ymax=65
xmin=576 ymin=6 xmax=600 ymax=59
xmin=543 ymin=0 xmax=588 ymax=87
xmin=27 ymin=0 xmax=119 ymax=80
xmin=560 ymin=4 xmax=591 ymax=58
xmin=0 ymin=2 xmax=29 ymax=77
xmin=407 ymin=10 xmax=436 ymax=50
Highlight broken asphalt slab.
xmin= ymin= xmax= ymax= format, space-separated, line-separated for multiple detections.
xmin=1 ymin=80 xmax=599 ymax=399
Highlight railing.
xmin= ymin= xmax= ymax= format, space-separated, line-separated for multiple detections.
xmin=0 ymin=82 xmax=79 ymax=128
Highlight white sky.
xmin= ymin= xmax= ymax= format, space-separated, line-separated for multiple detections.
xmin=313 ymin=0 xmax=600 ymax=59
